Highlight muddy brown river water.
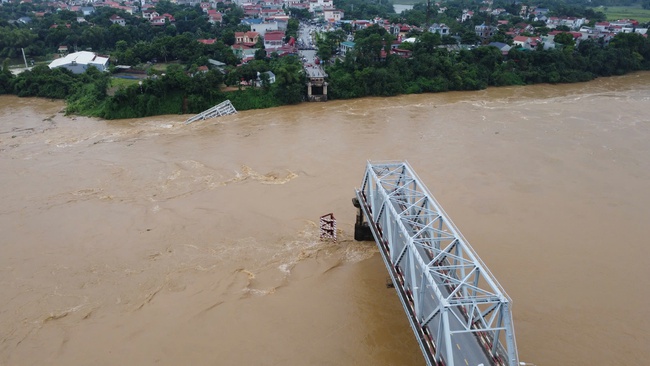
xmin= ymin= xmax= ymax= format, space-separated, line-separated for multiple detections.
xmin=1 ymin=73 xmax=649 ymax=366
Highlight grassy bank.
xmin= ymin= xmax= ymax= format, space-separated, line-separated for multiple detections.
xmin=591 ymin=5 xmax=650 ymax=22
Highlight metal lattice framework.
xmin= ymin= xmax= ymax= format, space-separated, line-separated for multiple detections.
xmin=355 ymin=161 xmax=519 ymax=366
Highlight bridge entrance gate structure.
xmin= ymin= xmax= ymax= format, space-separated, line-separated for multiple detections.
xmin=353 ymin=161 xmax=519 ymax=366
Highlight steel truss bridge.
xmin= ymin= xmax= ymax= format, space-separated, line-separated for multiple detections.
xmin=353 ymin=161 xmax=519 ymax=366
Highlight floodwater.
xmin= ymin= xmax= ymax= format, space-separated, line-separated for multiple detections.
xmin=1 ymin=72 xmax=649 ymax=366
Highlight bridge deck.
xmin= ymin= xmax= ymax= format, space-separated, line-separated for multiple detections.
xmin=354 ymin=161 xmax=519 ymax=366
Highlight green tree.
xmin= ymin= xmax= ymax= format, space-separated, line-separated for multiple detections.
xmin=272 ymin=56 xmax=304 ymax=104
xmin=554 ymin=32 xmax=575 ymax=47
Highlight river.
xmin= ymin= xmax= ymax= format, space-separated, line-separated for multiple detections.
xmin=1 ymin=73 xmax=649 ymax=366
xmin=394 ymin=4 xmax=414 ymax=14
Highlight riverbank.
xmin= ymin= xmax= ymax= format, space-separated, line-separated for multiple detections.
xmin=2 ymin=73 xmax=650 ymax=366
xmin=3 ymin=31 xmax=650 ymax=120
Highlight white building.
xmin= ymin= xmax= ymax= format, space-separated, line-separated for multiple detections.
xmin=429 ymin=23 xmax=450 ymax=35
xmin=48 ymin=51 xmax=109 ymax=74
xmin=251 ymin=21 xmax=279 ymax=36
xmin=323 ymin=8 xmax=343 ymax=22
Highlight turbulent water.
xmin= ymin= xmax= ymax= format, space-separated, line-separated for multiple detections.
xmin=1 ymin=73 xmax=649 ymax=366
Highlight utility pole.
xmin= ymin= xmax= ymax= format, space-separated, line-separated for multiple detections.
xmin=425 ymin=0 xmax=431 ymax=31
xmin=21 ymin=48 xmax=28 ymax=68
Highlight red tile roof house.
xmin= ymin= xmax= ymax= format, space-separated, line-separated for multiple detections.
xmin=595 ymin=21 xmax=610 ymax=31
xmin=243 ymin=5 xmax=261 ymax=17
xmin=235 ymin=31 xmax=259 ymax=46
xmin=110 ymin=14 xmax=126 ymax=26
xmin=150 ymin=16 xmax=166 ymax=25
xmin=549 ymin=30 xmax=583 ymax=40
xmin=207 ymin=10 xmax=222 ymax=24
xmin=269 ymin=44 xmax=296 ymax=57
xmin=150 ymin=13 xmax=175 ymax=26
xmin=142 ymin=10 xmax=159 ymax=20
xmin=513 ymin=35 xmax=541 ymax=49
xmin=391 ymin=48 xmax=412 ymax=58
xmin=263 ymin=30 xmax=285 ymax=49
xmin=198 ymin=38 xmax=217 ymax=45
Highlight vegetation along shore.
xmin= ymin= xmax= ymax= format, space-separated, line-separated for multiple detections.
xmin=1 ymin=0 xmax=649 ymax=119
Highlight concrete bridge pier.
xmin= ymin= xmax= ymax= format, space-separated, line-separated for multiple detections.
xmin=307 ymin=77 xmax=328 ymax=102
xmin=352 ymin=197 xmax=373 ymax=241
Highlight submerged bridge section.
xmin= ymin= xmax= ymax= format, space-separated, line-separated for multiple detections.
xmin=353 ymin=161 xmax=519 ymax=366
xmin=185 ymin=100 xmax=237 ymax=125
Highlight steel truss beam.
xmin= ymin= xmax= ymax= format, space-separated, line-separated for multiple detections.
xmin=355 ymin=161 xmax=519 ymax=366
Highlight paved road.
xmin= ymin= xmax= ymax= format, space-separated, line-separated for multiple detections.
xmin=298 ymin=23 xmax=327 ymax=78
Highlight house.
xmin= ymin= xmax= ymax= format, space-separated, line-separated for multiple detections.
xmin=549 ymin=30 xmax=583 ymax=40
xmin=142 ymin=10 xmax=159 ymax=20
xmin=110 ymin=14 xmax=126 ymax=26
xmin=234 ymin=31 xmax=259 ymax=46
xmin=475 ymin=23 xmax=497 ymax=40
xmin=308 ymin=0 xmax=333 ymax=12
xmin=80 ymin=6 xmax=94 ymax=16
xmin=429 ymin=23 xmax=449 ymax=36
xmin=208 ymin=58 xmax=227 ymax=73
xmin=533 ymin=7 xmax=549 ymax=16
xmin=150 ymin=13 xmax=174 ymax=26
xmin=520 ymin=5 xmax=528 ymax=16
xmin=231 ymin=44 xmax=257 ymax=63
xmin=397 ymin=25 xmax=413 ymax=39
xmin=255 ymin=71 xmax=275 ymax=86
xmin=251 ymin=21 xmax=279 ymax=36
xmin=340 ymin=41 xmax=355 ymax=54
xmin=391 ymin=48 xmax=412 ymax=58
xmin=267 ymin=44 xmax=297 ymax=57
xmin=263 ymin=30 xmax=285 ymax=49
xmin=488 ymin=41 xmax=511 ymax=55
xmin=461 ymin=10 xmax=473 ymax=22
xmin=259 ymin=8 xmax=285 ymax=18
xmin=207 ymin=10 xmax=222 ymax=24
xmin=353 ymin=20 xmax=371 ymax=30
xmin=534 ymin=15 xmax=548 ymax=23
xmin=48 ymin=51 xmax=109 ymax=74
xmin=323 ymin=8 xmax=343 ymax=22
xmin=547 ymin=16 xmax=586 ymax=30
xmin=198 ymin=38 xmax=217 ymax=45
xmin=241 ymin=18 xmax=264 ymax=26
xmin=514 ymin=23 xmax=534 ymax=34
xmin=243 ymin=4 xmax=261 ymax=17
xmin=150 ymin=16 xmax=166 ymax=25
xmin=513 ymin=35 xmax=541 ymax=50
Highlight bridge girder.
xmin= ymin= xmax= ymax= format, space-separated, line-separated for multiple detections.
xmin=356 ymin=161 xmax=519 ymax=366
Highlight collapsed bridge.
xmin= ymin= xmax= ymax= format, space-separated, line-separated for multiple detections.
xmin=353 ymin=161 xmax=519 ymax=366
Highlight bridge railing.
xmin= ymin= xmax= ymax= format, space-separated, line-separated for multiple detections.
xmin=355 ymin=161 xmax=519 ymax=366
